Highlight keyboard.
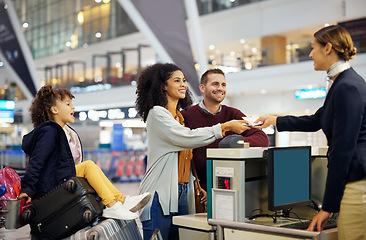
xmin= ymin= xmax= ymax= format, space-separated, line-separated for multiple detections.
xmin=280 ymin=218 xmax=337 ymax=230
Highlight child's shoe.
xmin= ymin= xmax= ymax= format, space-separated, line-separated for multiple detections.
xmin=123 ymin=192 xmax=151 ymax=212
xmin=102 ymin=201 xmax=139 ymax=220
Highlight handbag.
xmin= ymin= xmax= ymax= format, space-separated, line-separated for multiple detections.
xmin=191 ymin=162 xmax=206 ymax=213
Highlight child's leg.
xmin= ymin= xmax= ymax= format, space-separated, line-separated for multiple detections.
xmin=75 ymin=160 xmax=125 ymax=206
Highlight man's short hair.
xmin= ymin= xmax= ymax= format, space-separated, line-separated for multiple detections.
xmin=200 ymin=68 xmax=225 ymax=85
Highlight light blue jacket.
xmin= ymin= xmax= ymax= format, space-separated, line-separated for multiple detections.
xmin=139 ymin=106 xmax=223 ymax=221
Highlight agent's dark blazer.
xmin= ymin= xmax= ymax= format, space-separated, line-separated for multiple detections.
xmin=277 ymin=68 xmax=366 ymax=213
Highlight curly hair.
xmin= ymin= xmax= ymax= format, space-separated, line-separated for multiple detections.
xmin=135 ymin=63 xmax=193 ymax=122
xmin=29 ymin=85 xmax=75 ymax=127
xmin=314 ymin=25 xmax=357 ymax=61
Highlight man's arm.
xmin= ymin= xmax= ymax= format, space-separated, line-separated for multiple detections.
xmin=241 ymin=128 xmax=269 ymax=147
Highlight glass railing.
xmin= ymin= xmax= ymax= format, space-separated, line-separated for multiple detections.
xmin=196 ymin=0 xmax=265 ymax=16
xmin=36 ymin=40 xmax=313 ymax=92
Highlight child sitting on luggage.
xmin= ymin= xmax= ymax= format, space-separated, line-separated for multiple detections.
xmin=19 ymin=85 xmax=151 ymax=220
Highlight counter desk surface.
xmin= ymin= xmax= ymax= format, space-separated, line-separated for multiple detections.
xmin=207 ymin=146 xmax=328 ymax=160
xmin=173 ymin=213 xmax=215 ymax=231
xmin=173 ymin=213 xmax=338 ymax=240
xmin=208 ymin=218 xmax=338 ymax=240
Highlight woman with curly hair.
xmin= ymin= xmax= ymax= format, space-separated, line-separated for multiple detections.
xmin=19 ymin=85 xmax=151 ymax=222
xmin=135 ymin=63 xmax=248 ymax=240
xmin=255 ymin=25 xmax=366 ymax=239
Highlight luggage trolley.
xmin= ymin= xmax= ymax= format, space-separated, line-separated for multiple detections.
xmin=0 ymin=166 xmax=29 ymax=230
xmin=0 ymin=197 xmax=29 ymax=229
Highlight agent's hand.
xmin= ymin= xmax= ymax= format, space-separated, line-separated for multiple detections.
xmin=253 ymin=115 xmax=277 ymax=129
xmin=19 ymin=192 xmax=32 ymax=203
xmin=222 ymin=120 xmax=250 ymax=134
xmin=307 ymin=210 xmax=331 ymax=232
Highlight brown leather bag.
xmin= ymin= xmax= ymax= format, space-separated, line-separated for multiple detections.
xmin=192 ymin=162 xmax=206 ymax=213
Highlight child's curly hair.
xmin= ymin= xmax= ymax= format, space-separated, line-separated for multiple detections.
xmin=135 ymin=63 xmax=193 ymax=122
xmin=29 ymin=85 xmax=74 ymax=127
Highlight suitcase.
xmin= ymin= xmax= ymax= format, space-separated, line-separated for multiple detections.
xmin=69 ymin=218 xmax=142 ymax=240
xmin=22 ymin=177 xmax=104 ymax=240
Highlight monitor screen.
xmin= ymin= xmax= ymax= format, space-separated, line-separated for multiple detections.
xmin=267 ymin=146 xmax=311 ymax=212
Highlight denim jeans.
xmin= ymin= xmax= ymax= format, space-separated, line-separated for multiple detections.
xmin=142 ymin=183 xmax=189 ymax=240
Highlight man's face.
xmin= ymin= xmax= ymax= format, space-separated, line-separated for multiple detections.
xmin=200 ymin=73 xmax=226 ymax=104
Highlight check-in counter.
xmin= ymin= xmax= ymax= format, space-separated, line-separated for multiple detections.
xmin=208 ymin=218 xmax=338 ymax=240
xmin=173 ymin=213 xmax=215 ymax=240
xmin=173 ymin=146 xmax=338 ymax=240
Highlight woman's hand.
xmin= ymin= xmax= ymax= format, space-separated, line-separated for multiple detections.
xmin=307 ymin=210 xmax=331 ymax=232
xmin=253 ymin=115 xmax=277 ymax=129
xmin=199 ymin=186 xmax=207 ymax=203
xmin=19 ymin=192 xmax=32 ymax=203
xmin=222 ymin=120 xmax=250 ymax=134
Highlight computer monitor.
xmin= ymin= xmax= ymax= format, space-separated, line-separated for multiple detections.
xmin=267 ymin=146 xmax=311 ymax=212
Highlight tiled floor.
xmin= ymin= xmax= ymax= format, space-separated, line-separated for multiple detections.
xmin=0 ymin=181 xmax=142 ymax=240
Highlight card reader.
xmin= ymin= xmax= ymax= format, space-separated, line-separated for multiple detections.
xmin=218 ymin=134 xmax=248 ymax=148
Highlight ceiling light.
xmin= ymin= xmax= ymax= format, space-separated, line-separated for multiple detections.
xmin=77 ymin=12 xmax=84 ymax=24
xmin=95 ymin=32 xmax=102 ymax=38
xmin=245 ymin=62 xmax=252 ymax=69
xmin=79 ymin=112 xmax=87 ymax=121
xmin=240 ymin=39 xmax=245 ymax=44
xmin=22 ymin=22 xmax=29 ymax=28
xmin=209 ymin=44 xmax=215 ymax=50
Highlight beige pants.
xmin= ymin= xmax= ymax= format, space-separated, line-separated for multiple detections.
xmin=338 ymin=178 xmax=366 ymax=240
xmin=75 ymin=160 xmax=125 ymax=206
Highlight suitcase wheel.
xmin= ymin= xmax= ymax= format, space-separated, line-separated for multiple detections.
xmin=22 ymin=207 xmax=36 ymax=223
xmin=64 ymin=179 xmax=77 ymax=193
xmin=89 ymin=233 xmax=98 ymax=240
xmin=82 ymin=208 xmax=93 ymax=223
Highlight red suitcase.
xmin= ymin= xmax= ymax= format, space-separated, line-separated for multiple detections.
xmin=22 ymin=177 xmax=104 ymax=240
